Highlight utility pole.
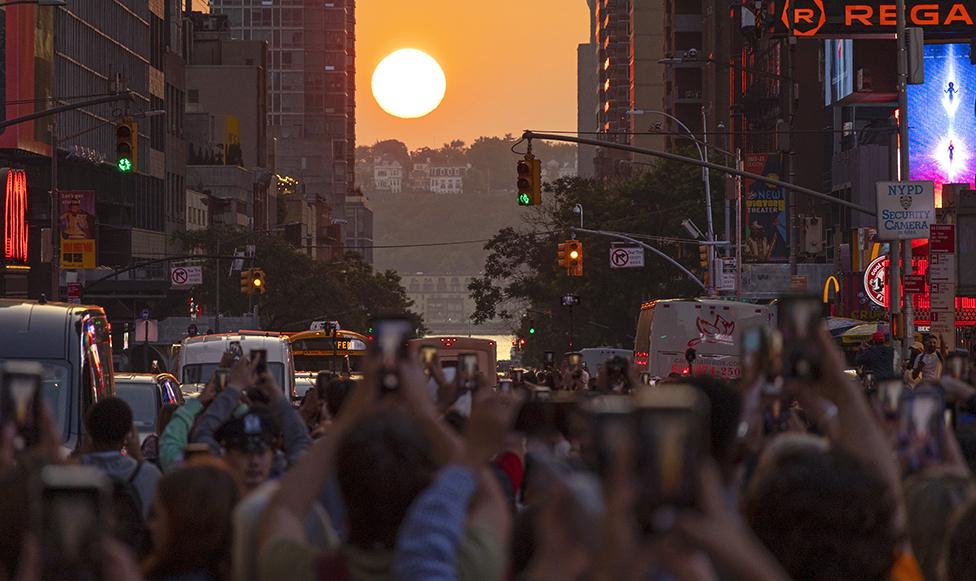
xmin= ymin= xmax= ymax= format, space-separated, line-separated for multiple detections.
xmin=50 ymin=118 xmax=59 ymax=299
xmin=699 ymin=106 xmax=715 ymax=295
xmin=735 ymin=148 xmax=743 ymax=300
xmin=896 ymin=0 xmax=912 ymax=361
xmin=786 ymin=39 xmax=798 ymax=278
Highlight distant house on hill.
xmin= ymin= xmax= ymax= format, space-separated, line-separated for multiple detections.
xmin=373 ymin=156 xmax=403 ymax=193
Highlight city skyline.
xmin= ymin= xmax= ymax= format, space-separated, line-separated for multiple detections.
xmin=355 ymin=0 xmax=588 ymax=149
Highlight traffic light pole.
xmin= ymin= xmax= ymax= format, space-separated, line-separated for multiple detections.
xmin=573 ymin=227 xmax=707 ymax=290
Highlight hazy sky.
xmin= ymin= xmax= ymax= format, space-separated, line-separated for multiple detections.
xmin=356 ymin=1 xmax=589 ymax=150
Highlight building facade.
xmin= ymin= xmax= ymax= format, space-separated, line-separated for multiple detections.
xmin=208 ymin=0 xmax=366 ymax=261
xmin=372 ymin=157 xmax=403 ymax=193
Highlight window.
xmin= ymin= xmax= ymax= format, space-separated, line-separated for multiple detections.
xmin=188 ymin=89 xmax=199 ymax=104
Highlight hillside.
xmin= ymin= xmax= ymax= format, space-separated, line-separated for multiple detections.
xmin=369 ymin=191 xmax=529 ymax=275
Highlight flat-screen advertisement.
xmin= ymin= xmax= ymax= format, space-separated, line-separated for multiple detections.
xmin=824 ymin=39 xmax=854 ymax=106
xmin=908 ymin=43 xmax=976 ymax=207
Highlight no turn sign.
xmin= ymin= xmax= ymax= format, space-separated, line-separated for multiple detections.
xmin=609 ymin=246 xmax=644 ymax=269
xmin=171 ymin=265 xmax=203 ymax=288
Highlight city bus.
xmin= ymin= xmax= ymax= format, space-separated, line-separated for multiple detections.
xmin=288 ymin=328 xmax=369 ymax=378
xmin=407 ymin=336 xmax=498 ymax=387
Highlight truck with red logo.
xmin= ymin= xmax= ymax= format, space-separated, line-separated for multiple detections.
xmin=633 ymin=298 xmax=775 ymax=380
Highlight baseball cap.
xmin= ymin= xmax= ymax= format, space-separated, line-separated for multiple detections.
xmin=215 ymin=406 xmax=278 ymax=453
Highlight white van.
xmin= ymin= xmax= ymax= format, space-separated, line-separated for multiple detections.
xmin=578 ymin=347 xmax=632 ymax=377
xmin=177 ymin=331 xmax=296 ymax=399
xmin=633 ymin=299 xmax=775 ymax=380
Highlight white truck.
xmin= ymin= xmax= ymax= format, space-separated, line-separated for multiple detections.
xmin=177 ymin=331 xmax=296 ymax=399
xmin=633 ymin=298 xmax=775 ymax=380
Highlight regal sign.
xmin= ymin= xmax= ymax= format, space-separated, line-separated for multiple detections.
xmin=776 ymin=0 xmax=976 ymax=36
xmin=2 ymin=169 xmax=28 ymax=264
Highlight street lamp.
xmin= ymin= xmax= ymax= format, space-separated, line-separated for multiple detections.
xmin=627 ymin=108 xmax=716 ymax=295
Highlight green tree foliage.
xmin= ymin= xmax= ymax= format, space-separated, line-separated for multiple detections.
xmin=469 ymin=157 xmax=721 ymax=365
xmin=176 ymin=225 xmax=423 ymax=333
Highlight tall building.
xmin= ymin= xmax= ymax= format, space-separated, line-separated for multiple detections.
xmin=208 ymin=0 xmax=362 ymax=262
xmin=576 ymin=0 xmax=598 ymax=178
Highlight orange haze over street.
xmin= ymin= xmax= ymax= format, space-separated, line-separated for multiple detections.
xmin=356 ymin=1 xmax=589 ymax=149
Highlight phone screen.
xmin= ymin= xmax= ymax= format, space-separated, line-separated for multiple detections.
xmin=1 ymin=369 xmax=41 ymax=450
xmin=778 ymin=296 xmax=823 ymax=380
xmin=39 ymin=470 xmax=106 ymax=581
xmin=512 ymin=369 xmax=524 ymax=384
xmin=250 ymin=349 xmax=268 ymax=375
xmin=586 ymin=396 xmax=635 ymax=477
xmin=458 ymin=353 xmax=479 ymax=393
xmin=370 ymin=318 xmax=415 ymax=391
xmin=877 ymin=379 xmax=905 ymax=419
xmin=215 ymin=369 xmax=230 ymax=392
xmin=946 ymin=355 xmax=969 ymax=381
xmin=498 ymin=379 xmax=513 ymax=394
xmin=898 ymin=390 xmax=946 ymax=475
xmin=420 ymin=346 xmax=437 ymax=366
xmin=229 ymin=341 xmax=243 ymax=360
xmin=544 ymin=351 xmax=555 ymax=367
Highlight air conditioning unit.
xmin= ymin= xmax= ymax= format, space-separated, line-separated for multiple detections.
xmin=802 ymin=216 xmax=824 ymax=255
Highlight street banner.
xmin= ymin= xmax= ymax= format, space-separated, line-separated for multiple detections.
xmin=876 ymin=181 xmax=935 ymax=240
xmin=59 ymin=190 xmax=96 ymax=269
xmin=743 ymin=153 xmax=789 ymax=263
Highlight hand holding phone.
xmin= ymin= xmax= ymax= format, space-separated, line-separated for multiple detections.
xmin=37 ymin=466 xmax=109 ymax=581
xmin=897 ymin=389 xmax=946 ymax=475
xmin=778 ymin=295 xmax=824 ymax=380
xmin=370 ymin=317 xmax=415 ymax=392
xmin=250 ymin=349 xmax=268 ymax=375
xmin=2 ymin=361 xmax=43 ymax=451
xmin=420 ymin=345 xmax=438 ymax=366
xmin=458 ymin=353 xmax=479 ymax=393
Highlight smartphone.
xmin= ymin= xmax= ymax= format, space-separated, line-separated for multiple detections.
xmin=214 ymin=369 xmax=230 ymax=392
xmin=640 ymin=372 xmax=655 ymax=386
xmin=568 ymin=353 xmax=583 ymax=368
xmin=250 ymin=349 xmax=268 ymax=375
xmin=37 ymin=466 xmax=109 ymax=581
xmin=778 ymin=295 xmax=824 ymax=380
xmin=228 ymin=341 xmax=243 ymax=361
xmin=369 ymin=317 xmax=415 ymax=391
xmin=585 ymin=395 xmax=636 ymax=477
xmin=741 ymin=326 xmax=782 ymax=378
xmin=946 ymin=351 xmax=970 ymax=381
xmin=898 ymin=389 xmax=946 ymax=475
xmin=543 ymin=351 xmax=555 ymax=368
xmin=498 ymin=379 xmax=513 ymax=394
xmin=458 ymin=353 xmax=479 ymax=393
xmin=420 ymin=345 xmax=438 ymax=366
xmin=1 ymin=361 xmax=43 ymax=450
xmin=511 ymin=369 xmax=525 ymax=384
xmin=876 ymin=379 xmax=905 ymax=419
xmin=605 ymin=356 xmax=631 ymax=392
xmin=633 ymin=385 xmax=709 ymax=534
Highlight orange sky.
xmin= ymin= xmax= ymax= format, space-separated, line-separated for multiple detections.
xmin=356 ymin=1 xmax=589 ymax=150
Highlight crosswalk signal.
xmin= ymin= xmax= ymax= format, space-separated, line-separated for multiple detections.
xmin=251 ymin=268 xmax=267 ymax=295
xmin=516 ymin=153 xmax=541 ymax=206
xmin=116 ymin=118 xmax=137 ymax=173
xmin=567 ymin=240 xmax=583 ymax=277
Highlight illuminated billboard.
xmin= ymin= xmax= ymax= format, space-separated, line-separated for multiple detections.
xmin=776 ymin=0 xmax=976 ymax=36
xmin=908 ymin=43 xmax=975 ymax=206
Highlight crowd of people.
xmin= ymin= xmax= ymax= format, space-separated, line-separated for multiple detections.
xmin=4 ymin=320 xmax=976 ymax=581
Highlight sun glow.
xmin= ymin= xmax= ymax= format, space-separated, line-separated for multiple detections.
xmin=371 ymin=49 xmax=446 ymax=119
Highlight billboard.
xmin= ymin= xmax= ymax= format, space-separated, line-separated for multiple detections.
xmin=2 ymin=169 xmax=27 ymax=263
xmin=908 ymin=43 xmax=976 ymax=206
xmin=743 ymin=153 xmax=789 ymax=263
xmin=0 ymin=5 xmax=53 ymax=155
xmin=824 ymin=39 xmax=854 ymax=105
xmin=59 ymin=191 xmax=96 ymax=269
xmin=776 ymin=0 xmax=976 ymax=37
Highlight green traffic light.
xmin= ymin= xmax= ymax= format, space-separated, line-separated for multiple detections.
xmin=118 ymin=158 xmax=133 ymax=172
xmin=517 ymin=192 xmax=531 ymax=205
xmin=529 ymin=327 xmax=535 ymax=335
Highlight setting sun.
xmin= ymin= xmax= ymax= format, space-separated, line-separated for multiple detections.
xmin=371 ymin=48 xmax=446 ymax=119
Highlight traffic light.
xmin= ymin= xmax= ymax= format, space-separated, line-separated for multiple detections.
xmin=240 ymin=268 xmax=254 ymax=294
xmin=528 ymin=320 xmax=536 ymax=335
xmin=251 ymin=268 xmax=267 ymax=295
xmin=557 ymin=241 xmax=570 ymax=269
xmin=516 ymin=153 xmax=541 ymax=206
xmin=698 ymin=245 xmax=709 ymax=271
xmin=566 ymin=240 xmax=583 ymax=277
xmin=115 ymin=118 xmax=137 ymax=173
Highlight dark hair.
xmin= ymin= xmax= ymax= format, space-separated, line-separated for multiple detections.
xmin=85 ymin=397 xmax=134 ymax=445
xmin=904 ymin=474 xmax=973 ymax=581
xmin=336 ymin=410 xmax=435 ymax=550
xmin=143 ymin=460 xmax=241 ymax=581
xmin=945 ymin=500 xmax=976 ymax=581
xmin=686 ymin=377 xmax=741 ymax=479
xmin=746 ymin=448 xmax=899 ymax=581
xmin=324 ymin=378 xmax=355 ymax=418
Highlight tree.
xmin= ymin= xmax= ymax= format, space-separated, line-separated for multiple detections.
xmin=469 ymin=158 xmax=720 ymax=365
xmin=175 ymin=226 xmax=424 ymax=334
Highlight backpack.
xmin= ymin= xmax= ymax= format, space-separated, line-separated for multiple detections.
xmin=111 ymin=462 xmax=149 ymax=555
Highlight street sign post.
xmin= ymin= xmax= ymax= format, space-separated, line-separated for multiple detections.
xmin=904 ymin=274 xmax=926 ymax=294
xmin=170 ymin=265 xmax=203 ymax=288
xmin=608 ymin=246 xmax=645 ymax=269
xmin=66 ymin=282 xmax=81 ymax=304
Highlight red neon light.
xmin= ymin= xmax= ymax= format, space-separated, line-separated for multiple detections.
xmin=3 ymin=169 xmax=28 ymax=263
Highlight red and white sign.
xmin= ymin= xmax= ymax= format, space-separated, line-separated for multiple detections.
xmin=864 ymin=255 xmax=888 ymax=307
xmin=3 ymin=169 xmax=28 ymax=263
xmin=904 ymin=274 xmax=926 ymax=294
xmin=608 ymin=246 xmax=644 ymax=269
xmin=66 ymin=282 xmax=81 ymax=304
xmin=930 ymin=224 xmax=955 ymax=254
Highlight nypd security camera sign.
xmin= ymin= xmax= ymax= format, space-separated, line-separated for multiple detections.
xmin=875 ymin=181 xmax=935 ymax=240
